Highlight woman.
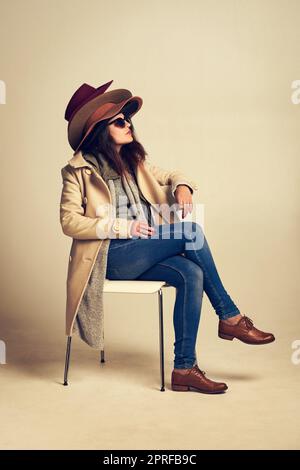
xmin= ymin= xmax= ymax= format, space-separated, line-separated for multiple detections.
xmin=60 ymin=80 xmax=275 ymax=394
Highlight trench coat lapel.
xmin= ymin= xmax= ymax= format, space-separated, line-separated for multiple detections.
xmin=67 ymin=151 xmax=169 ymax=207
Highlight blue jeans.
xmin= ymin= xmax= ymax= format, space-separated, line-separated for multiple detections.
xmin=106 ymin=221 xmax=240 ymax=369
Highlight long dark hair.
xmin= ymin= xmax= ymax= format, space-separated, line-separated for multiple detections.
xmin=78 ymin=116 xmax=147 ymax=176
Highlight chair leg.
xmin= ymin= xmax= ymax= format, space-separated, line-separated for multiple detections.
xmin=158 ymin=288 xmax=165 ymax=391
xmin=63 ymin=336 xmax=72 ymax=386
xmin=100 ymin=349 xmax=105 ymax=363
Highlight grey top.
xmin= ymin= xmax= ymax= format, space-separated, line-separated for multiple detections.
xmin=83 ymin=152 xmax=153 ymax=227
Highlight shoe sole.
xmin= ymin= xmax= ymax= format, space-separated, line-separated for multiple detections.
xmin=172 ymin=384 xmax=227 ymax=394
xmin=219 ymin=333 xmax=275 ymax=345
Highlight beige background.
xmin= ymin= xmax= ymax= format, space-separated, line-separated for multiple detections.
xmin=0 ymin=0 xmax=299 ymax=450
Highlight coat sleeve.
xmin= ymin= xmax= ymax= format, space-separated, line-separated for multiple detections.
xmin=144 ymin=160 xmax=199 ymax=196
xmin=59 ymin=166 xmax=135 ymax=240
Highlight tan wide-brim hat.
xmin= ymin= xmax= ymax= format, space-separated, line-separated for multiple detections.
xmin=64 ymin=80 xmax=143 ymax=152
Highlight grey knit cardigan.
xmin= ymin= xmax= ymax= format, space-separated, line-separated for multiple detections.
xmin=72 ymin=152 xmax=154 ymax=349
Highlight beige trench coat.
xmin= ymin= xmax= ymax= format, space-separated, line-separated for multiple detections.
xmin=59 ymin=150 xmax=199 ymax=347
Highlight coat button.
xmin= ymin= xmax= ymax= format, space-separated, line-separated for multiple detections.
xmin=85 ymin=168 xmax=92 ymax=175
xmin=112 ymin=220 xmax=120 ymax=232
xmin=83 ymin=196 xmax=88 ymax=204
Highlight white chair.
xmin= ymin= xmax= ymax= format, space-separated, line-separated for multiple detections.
xmin=64 ymin=279 xmax=172 ymax=391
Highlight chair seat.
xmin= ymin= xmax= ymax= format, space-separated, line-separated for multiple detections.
xmin=103 ymin=279 xmax=170 ymax=294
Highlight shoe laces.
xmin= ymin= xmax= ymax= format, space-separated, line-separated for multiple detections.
xmin=193 ymin=364 xmax=206 ymax=376
xmin=243 ymin=315 xmax=254 ymax=330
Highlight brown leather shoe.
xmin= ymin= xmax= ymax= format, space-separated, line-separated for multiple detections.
xmin=171 ymin=364 xmax=228 ymax=394
xmin=219 ymin=315 xmax=275 ymax=345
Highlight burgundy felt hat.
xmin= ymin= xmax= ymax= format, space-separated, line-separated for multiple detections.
xmin=64 ymin=79 xmax=143 ymax=152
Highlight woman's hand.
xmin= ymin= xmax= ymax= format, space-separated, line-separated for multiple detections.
xmin=174 ymin=185 xmax=193 ymax=218
xmin=130 ymin=220 xmax=156 ymax=238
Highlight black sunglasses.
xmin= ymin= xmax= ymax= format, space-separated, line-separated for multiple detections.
xmin=107 ymin=115 xmax=132 ymax=128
